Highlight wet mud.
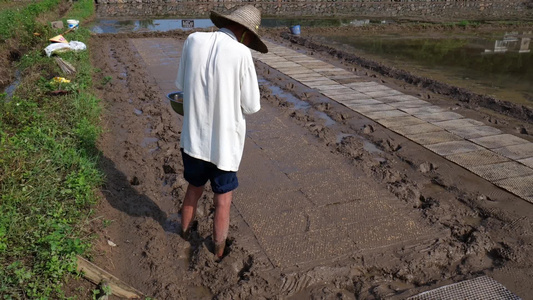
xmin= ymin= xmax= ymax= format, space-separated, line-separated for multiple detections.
xmin=77 ymin=30 xmax=533 ymax=299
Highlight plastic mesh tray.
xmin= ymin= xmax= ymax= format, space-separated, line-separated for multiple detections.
xmin=408 ymin=276 xmax=521 ymax=300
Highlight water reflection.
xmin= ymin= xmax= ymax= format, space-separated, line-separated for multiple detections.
xmin=90 ymin=18 xmax=215 ymax=34
xmin=258 ymin=78 xmax=311 ymax=110
xmin=483 ymin=31 xmax=531 ymax=54
xmin=3 ymin=69 xmax=21 ymax=101
xmin=90 ymin=17 xmax=353 ymax=34
xmin=262 ymin=18 xmax=351 ymax=28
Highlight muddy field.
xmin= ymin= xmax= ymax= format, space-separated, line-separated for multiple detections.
xmin=79 ymin=27 xmax=533 ymax=299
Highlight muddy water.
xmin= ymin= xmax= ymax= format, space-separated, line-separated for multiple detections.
xmin=260 ymin=79 xmax=310 ymax=110
xmin=261 ymin=18 xmax=357 ymax=28
xmin=3 ymin=69 xmax=21 ymax=101
xmin=90 ymin=18 xmax=215 ymax=34
xmin=90 ymin=17 xmax=357 ymax=34
xmin=315 ymin=31 xmax=533 ymax=107
xmin=260 ymin=78 xmax=339 ymax=127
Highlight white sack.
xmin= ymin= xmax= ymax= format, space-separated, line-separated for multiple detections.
xmin=44 ymin=41 xmax=87 ymax=57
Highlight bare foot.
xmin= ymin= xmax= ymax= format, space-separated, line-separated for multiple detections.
xmin=214 ymin=242 xmax=225 ymax=261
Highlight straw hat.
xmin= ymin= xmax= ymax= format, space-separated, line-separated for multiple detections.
xmin=210 ymin=5 xmax=268 ymax=53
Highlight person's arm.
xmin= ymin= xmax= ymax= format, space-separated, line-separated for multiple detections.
xmin=175 ymin=38 xmax=189 ymax=91
xmin=240 ymin=57 xmax=261 ymax=115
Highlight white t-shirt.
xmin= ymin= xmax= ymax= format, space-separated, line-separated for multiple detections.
xmin=175 ymin=29 xmax=261 ymax=171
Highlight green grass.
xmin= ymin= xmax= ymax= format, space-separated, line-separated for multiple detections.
xmin=0 ymin=0 xmax=60 ymax=42
xmin=439 ymin=20 xmax=483 ymax=28
xmin=0 ymin=0 xmax=102 ymax=298
xmin=65 ymin=0 xmax=94 ymax=22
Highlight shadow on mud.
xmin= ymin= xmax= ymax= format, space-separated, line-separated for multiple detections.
xmin=99 ymin=155 xmax=168 ymax=229
xmin=98 ymin=154 xmax=228 ymax=262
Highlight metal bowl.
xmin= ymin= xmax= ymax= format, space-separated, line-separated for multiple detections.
xmin=167 ymin=92 xmax=184 ymax=115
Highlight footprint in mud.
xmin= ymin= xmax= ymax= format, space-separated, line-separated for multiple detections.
xmin=129 ymin=176 xmax=140 ymax=186
xmin=383 ymin=138 xmax=401 ymax=152
xmin=484 ymin=116 xmax=507 ymax=125
xmin=162 ymin=213 xmax=182 ymax=234
xmin=418 ymin=162 xmax=437 ymax=173
xmin=285 ymin=82 xmax=295 ymax=90
xmin=163 ymin=164 xmax=176 ymax=174
xmin=363 ymin=124 xmax=374 ymax=134
xmin=331 ymin=111 xmax=348 ymax=122
xmin=516 ymin=125 xmax=529 ymax=135
xmin=393 ymin=184 xmax=423 ymax=208
xmin=382 ymin=169 xmax=403 ymax=182
xmin=315 ymin=102 xmax=331 ymax=112
xmin=189 ymin=237 xmax=236 ymax=268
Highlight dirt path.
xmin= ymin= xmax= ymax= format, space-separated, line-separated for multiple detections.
xmin=85 ymin=32 xmax=533 ymax=299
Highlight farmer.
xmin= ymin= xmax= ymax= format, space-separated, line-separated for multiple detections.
xmin=175 ymin=5 xmax=268 ymax=259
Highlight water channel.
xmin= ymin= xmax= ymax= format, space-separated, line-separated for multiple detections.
xmin=87 ymin=16 xmax=533 ymax=109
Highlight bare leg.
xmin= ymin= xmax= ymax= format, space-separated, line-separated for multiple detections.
xmin=213 ymin=191 xmax=233 ymax=258
xmin=180 ymin=184 xmax=204 ymax=238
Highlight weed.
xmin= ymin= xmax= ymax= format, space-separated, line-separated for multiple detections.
xmin=458 ymin=20 xmax=470 ymax=27
xmin=456 ymin=20 xmax=481 ymax=28
xmin=102 ymin=219 xmax=113 ymax=228
xmin=101 ymin=75 xmax=113 ymax=86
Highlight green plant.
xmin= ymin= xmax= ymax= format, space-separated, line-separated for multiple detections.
xmin=101 ymin=75 xmax=113 ymax=86
xmin=102 ymin=219 xmax=113 ymax=228
xmin=458 ymin=20 xmax=469 ymax=27
xmin=456 ymin=20 xmax=481 ymax=28
xmin=102 ymin=284 xmax=112 ymax=295
xmin=92 ymin=288 xmax=102 ymax=299
xmin=91 ymin=281 xmax=112 ymax=300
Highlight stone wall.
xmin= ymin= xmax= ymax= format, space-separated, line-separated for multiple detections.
xmin=95 ymin=0 xmax=532 ymax=20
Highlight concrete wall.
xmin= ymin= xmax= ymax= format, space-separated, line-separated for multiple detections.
xmin=95 ymin=0 xmax=532 ymax=20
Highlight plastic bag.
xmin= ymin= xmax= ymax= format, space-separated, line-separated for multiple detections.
xmin=69 ymin=41 xmax=86 ymax=51
xmin=44 ymin=43 xmax=71 ymax=57
xmin=52 ymin=77 xmax=71 ymax=84
xmin=43 ymin=41 xmax=87 ymax=57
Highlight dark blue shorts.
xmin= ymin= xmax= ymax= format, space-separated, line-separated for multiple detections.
xmin=181 ymin=149 xmax=238 ymax=194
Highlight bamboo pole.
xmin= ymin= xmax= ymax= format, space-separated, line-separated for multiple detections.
xmin=76 ymin=255 xmax=143 ymax=299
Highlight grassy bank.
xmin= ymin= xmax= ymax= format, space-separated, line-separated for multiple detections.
xmin=0 ymin=0 xmax=60 ymax=40
xmin=0 ymin=0 xmax=102 ymax=298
